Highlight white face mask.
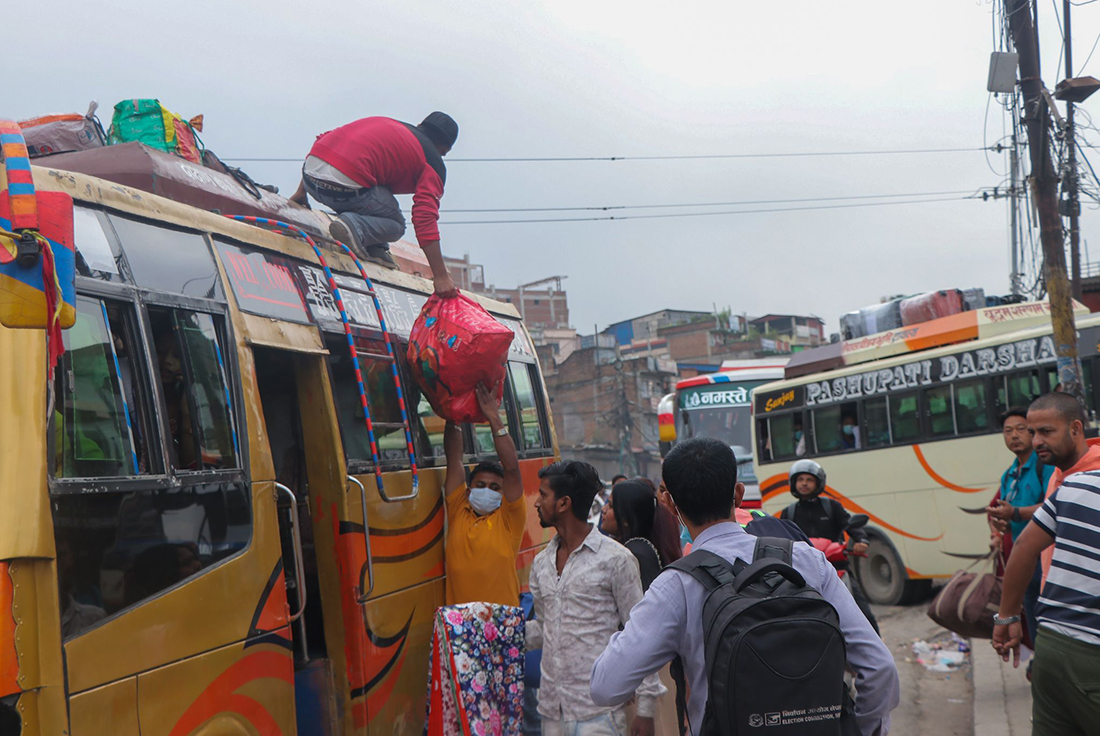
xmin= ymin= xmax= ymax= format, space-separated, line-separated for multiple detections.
xmin=469 ymin=487 xmax=503 ymax=516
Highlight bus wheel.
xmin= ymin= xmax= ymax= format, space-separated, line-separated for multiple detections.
xmin=854 ymin=533 xmax=907 ymax=605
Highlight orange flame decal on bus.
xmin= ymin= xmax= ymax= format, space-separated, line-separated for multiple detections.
xmin=168 ymin=650 xmax=293 ymax=736
xmin=911 ymin=445 xmax=988 ymax=493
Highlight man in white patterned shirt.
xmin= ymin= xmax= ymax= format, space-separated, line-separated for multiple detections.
xmin=526 ymin=460 xmax=665 ymax=736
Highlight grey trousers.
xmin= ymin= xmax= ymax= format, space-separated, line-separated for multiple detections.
xmin=303 ymin=173 xmax=406 ymax=249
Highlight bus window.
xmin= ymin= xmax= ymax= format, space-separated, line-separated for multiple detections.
xmin=865 ymin=397 xmax=890 ymax=448
xmin=107 ymin=215 xmax=223 ymax=300
xmin=509 ymin=362 xmax=548 ymax=452
xmin=392 ymin=346 xmax=446 ymax=463
xmin=326 ymin=335 xmax=408 ymax=466
xmin=926 ymin=385 xmax=955 ymax=437
xmin=954 ymin=379 xmax=989 ymax=434
xmin=889 ymin=392 xmax=920 ymax=443
xmin=767 ymin=413 xmax=803 ymax=460
xmin=813 ymin=401 xmax=859 ymax=453
xmin=1043 ymin=365 xmax=1060 ymax=393
xmin=756 ymin=417 xmax=771 ymax=461
xmin=73 ymin=207 xmax=126 ymax=282
xmin=54 ymin=296 xmax=149 ymax=478
xmin=52 ymin=480 xmax=251 ymax=638
xmin=148 ymin=308 xmax=237 ymax=471
xmin=997 ymin=370 xmax=1041 ymax=414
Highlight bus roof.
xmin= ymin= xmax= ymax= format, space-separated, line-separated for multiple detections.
xmin=677 ymin=358 xmax=789 ymax=389
xmin=27 ymin=163 xmax=521 ymax=321
xmin=784 ymin=298 xmax=1088 ymax=380
xmin=758 ymin=309 xmax=1100 ymax=393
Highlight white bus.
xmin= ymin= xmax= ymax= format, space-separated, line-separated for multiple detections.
xmin=662 ymin=359 xmax=788 ymax=507
xmin=751 ymin=300 xmax=1097 ymax=603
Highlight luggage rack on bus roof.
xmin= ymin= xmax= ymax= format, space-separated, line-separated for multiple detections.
xmin=223 ymin=215 xmax=420 ymax=505
xmin=785 ymin=298 xmax=1090 ymax=380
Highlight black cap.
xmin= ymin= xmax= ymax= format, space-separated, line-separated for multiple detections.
xmin=419 ymin=111 xmax=459 ymax=149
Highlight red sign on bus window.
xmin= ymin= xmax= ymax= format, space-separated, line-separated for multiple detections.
xmin=215 ymin=241 xmax=310 ymax=324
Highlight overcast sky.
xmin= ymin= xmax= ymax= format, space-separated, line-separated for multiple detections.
xmin=11 ymin=0 xmax=1100 ymax=334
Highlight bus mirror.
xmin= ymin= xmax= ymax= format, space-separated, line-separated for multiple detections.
xmin=0 ymin=120 xmax=76 ymax=330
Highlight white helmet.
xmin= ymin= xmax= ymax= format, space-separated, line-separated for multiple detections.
xmin=788 ymin=459 xmax=826 ymax=499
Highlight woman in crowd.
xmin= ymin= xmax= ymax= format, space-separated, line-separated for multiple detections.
xmin=601 ymin=478 xmax=686 ymax=735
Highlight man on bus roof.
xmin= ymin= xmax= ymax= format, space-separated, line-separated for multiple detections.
xmin=441 ymin=383 xmax=527 ymax=607
xmin=289 ymin=112 xmax=459 ymax=297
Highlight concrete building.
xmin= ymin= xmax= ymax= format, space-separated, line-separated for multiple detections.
xmin=543 ymin=345 xmax=677 ymax=481
xmin=603 ymin=309 xmax=715 ymax=347
xmin=655 ymin=314 xmax=791 ymax=365
xmin=443 ymin=253 xmax=570 ymax=337
xmin=749 ymin=314 xmax=827 ymax=351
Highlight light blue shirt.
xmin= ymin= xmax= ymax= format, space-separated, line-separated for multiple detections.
xmin=590 ymin=522 xmax=900 ymax=736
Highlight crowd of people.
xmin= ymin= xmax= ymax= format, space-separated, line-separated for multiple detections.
xmin=438 ymin=381 xmax=901 ymax=735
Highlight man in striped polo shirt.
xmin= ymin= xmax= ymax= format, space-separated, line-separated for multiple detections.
xmin=993 ymin=392 xmax=1099 ymax=736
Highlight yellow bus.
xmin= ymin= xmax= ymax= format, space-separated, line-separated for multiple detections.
xmin=751 ymin=301 xmax=1098 ymax=605
xmin=0 ymin=151 xmax=556 ymax=734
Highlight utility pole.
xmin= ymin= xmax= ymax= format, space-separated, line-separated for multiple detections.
xmin=1006 ymin=0 xmax=1084 ymax=399
xmin=1009 ymin=132 xmax=1022 ymax=296
xmin=1064 ymin=0 xmax=1083 ymax=300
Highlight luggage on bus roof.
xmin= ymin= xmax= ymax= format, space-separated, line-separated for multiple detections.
xmin=40 ymin=142 xmax=329 ymax=239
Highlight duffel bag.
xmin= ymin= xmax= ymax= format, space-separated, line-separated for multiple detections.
xmin=927 ymin=551 xmax=1002 ymax=639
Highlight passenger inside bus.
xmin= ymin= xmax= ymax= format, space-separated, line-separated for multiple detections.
xmin=127 ymin=542 xmax=203 ymax=603
xmin=812 ymin=402 xmax=860 ymax=453
xmin=152 ymin=318 xmax=199 ymax=470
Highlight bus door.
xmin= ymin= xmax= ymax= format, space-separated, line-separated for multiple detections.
xmin=252 ymin=344 xmax=349 ymax=735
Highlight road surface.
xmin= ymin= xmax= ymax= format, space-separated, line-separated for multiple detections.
xmin=873 ymin=602 xmax=974 ymax=736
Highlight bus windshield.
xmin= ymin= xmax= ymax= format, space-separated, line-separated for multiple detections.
xmin=677 ymin=382 xmax=763 ymax=450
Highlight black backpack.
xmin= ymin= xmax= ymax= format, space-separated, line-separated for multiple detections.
xmin=666 ymin=537 xmax=856 ymax=735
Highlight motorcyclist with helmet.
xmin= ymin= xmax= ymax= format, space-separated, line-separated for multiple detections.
xmin=782 ymin=459 xmax=879 ymax=633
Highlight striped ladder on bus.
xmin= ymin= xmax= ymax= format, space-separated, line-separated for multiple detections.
xmin=223 ymin=215 xmax=420 ymax=501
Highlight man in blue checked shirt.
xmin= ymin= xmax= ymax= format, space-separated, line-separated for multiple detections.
xmin=590 ymin=438 xmax=899 ymax=736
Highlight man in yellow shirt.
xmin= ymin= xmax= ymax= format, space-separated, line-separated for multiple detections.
xmin=443 ymin=383 xmax=527 ymax=606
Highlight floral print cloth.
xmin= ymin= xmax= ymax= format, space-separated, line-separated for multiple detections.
xmin=426 ymin=602 xmax=526 ymax=736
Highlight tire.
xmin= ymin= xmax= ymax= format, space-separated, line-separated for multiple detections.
xmin=898 ymin=578 xmax=933 ymax=605
xmin=854 ymin=532 xmax=907 ymax=605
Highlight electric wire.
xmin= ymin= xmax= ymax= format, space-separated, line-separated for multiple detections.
xmin=441 ymin=195 xmax=980 ymax=225
xmin=443 ymin=189 xmax=982 ymax=214
xmin=220 ymin=146 xmax=994 ymax=164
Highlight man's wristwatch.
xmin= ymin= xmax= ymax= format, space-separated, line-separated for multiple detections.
xmin=992 ymin=614 xmax=1021 ymax=626
xmin=1011 ymin=506 xmax=1022 ymax=523
xmin=495 ymin=426 xmax=509 ymax=438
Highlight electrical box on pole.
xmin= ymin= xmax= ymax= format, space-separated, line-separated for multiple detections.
xmin=988 ymin=52 xmax=1020 ymax=93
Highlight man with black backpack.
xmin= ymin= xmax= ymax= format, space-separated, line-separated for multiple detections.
xmin=590 ymin=438 xmax=898 ymax=735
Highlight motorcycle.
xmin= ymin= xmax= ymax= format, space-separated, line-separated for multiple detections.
xmin=808 ymin=514 xmax=880 ymax=635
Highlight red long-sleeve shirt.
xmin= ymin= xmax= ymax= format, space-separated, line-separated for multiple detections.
xmin=309 ymin=117 xmax=446 ymax=243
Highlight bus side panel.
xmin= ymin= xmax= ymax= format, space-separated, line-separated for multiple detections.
xmin=0 ymin=328 xmax=54 ymax=560
xmin=516 ymin=458 xmax=555 ymax=592
xmin=64 ymin=484 xmax=286 ymax=694
xmin=69 ymin=677 xmax=140 ymax=736
xmin=357 ymin=469 xmax=446 ymax=601
xmin=360 ymin=578 xmax=443 ymax=735
xmin=6 ymin=560 xmax=66 ymax=736
xmin=136 ymin=637 xmax=295 ymax=736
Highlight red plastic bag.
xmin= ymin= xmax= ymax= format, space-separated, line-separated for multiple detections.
xmin=406 ymin=293 xmax=514 ymax=423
